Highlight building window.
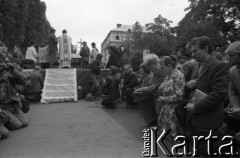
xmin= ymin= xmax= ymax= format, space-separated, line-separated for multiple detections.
xmin=115 ymin=33 xmax=119 ymax=40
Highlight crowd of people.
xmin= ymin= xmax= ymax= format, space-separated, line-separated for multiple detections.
xmin=10 ymin=28 xmax=100 ymax=70
xmin=1 ymin=30 xmax=240 ymax=156
xmin=0 ymin=40 xmax=28 ymax=140
xmin=0 ymin=28 xmax=102 ymax=140
xmin=97 ymin=36 xmax=240 ymax=156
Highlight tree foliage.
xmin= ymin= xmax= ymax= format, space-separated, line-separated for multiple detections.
xmin=145 ymin=15 xmax=176 ymax=56
xmin=0 ymin=0 xmax=51 ymax=50
xmin=127 ymin=16 xmax=176 ymax=57
xmin=130 ymin=49 xmax=143 ymax=72
xmin=132 ymin=21 xmax=143 ymax=50
xmin=177 ymin=0 xmax=240 ymax=50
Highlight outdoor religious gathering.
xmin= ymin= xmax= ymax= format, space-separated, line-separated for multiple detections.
xmin=0 ymin=0 xmax=240 ymax=157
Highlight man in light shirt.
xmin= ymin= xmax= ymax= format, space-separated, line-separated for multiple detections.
xmin=89 ymin=42 xmax=99 ymax=65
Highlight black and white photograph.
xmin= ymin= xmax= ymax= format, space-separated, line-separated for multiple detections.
xmin=0 ymin=0 xmax=240 ymax=157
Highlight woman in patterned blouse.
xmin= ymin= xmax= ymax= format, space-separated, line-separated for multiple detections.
xmin=157 ymin=55 xmax=185 ymax=141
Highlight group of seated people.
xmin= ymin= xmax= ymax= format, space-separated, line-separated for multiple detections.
xmin=98 ymin=63 xmax=153 ymax=109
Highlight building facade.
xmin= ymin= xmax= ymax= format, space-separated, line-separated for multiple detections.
xmin=101 ymin=24 xmax=132 ymax=64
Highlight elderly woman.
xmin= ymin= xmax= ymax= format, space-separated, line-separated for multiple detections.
xmin=133 ymin=54 xmax=166 ymax=127
xmin=157 ymin=55 xmax=185 ymax=141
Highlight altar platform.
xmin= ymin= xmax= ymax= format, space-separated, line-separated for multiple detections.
xmin=22 ymin=68 xmax=91 ymax=98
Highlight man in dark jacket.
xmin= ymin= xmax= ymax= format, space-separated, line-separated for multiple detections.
xmin=89 ymin=54 xmax=104 ymax=98
xmin=121 ymin=64 xmax=138 ymax=108
xmin=48 ymin=28 xmax=58 ymax=68
xmin=185 ymin=36 xmax=229 ymax=156
xmin=101 ymin=66 xmax=121 ymax=108
xmin=80 ymin=41 xmax=90 ymax=68
xmin=29 ymin=65 xmax=44 ymax=101
xmin=134 ymin=54 xmax=166 ymax=127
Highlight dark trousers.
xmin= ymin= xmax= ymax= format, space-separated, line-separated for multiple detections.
xmin=224 ymin=112 xmax=240 ymax=133
xmin=40 ymin=63 xmax=49 ymax=69
xmin=122 ymin=88 xmax=134 ymax=106
xmin=192 ymin=128 xmax=219 ymax=157
xmin=49 ymin=47 xmax=57 ymax=68
xmin=137 ymin=96 xmax=157 ymax=124
xmin=189 ymin=127 xmax=238 ymax=157
xmin=89 ymin=74 xmax=100 ymax=97
xmin=82 ymin=61 xmax=89 ymax=68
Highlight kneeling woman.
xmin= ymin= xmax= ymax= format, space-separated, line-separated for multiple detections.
xmin=157 ymin=55 xmax=185 ymax=141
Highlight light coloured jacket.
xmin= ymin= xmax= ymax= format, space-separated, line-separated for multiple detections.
xmin=89 ymin=47 xmax=98 ymax=64
xmin=25 ymin=46 xmax=38 ymax=63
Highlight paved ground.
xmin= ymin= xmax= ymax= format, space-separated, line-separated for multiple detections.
xmin=0 ymin=100 xmax=169 ymax=158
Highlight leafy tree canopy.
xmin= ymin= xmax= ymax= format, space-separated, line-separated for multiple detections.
xmin=177 ymin=0 xmax=240 ymax=50
xmin=126 ymin=15 xmax=175 ymax=57
xmin=0 ymin=0 xmax=52 ymax=50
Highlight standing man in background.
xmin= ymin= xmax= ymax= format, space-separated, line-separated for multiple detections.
xmin=80 ymin=41 xmax=90 ymax=68
xmin=89 ymin=42 xmax=99 ymax=65
xmin=58 ymin=29 xmax=72 ymax=68
xmin=47 ymin=28 xmax=58 ymax=68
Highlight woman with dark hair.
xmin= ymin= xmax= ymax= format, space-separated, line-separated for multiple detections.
xmin=157 ymin=55 xmax=185 ymax=141
xmin=25 ymin=40 xmax=38 ymax=63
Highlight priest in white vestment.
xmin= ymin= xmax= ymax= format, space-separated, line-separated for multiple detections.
xmin=58 ymin=29 xmax=72 ymax=68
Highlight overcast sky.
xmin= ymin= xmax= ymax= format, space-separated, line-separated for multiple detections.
xmin=43 ymin=0 xmax=190 ymax=51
